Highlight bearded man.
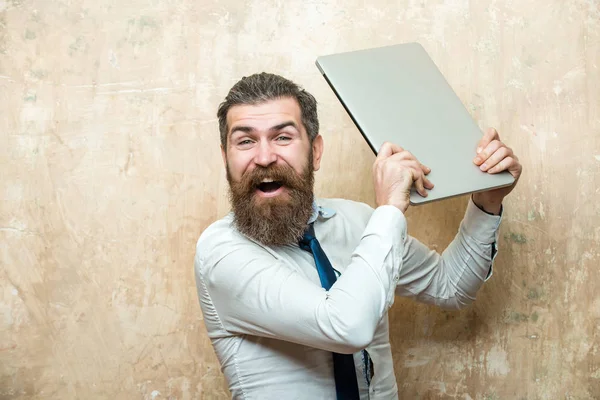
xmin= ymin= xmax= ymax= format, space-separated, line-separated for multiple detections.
xmin=194 ymin=72 xmax=522 ymax=400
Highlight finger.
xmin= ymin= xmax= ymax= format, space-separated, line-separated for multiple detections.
xmin=424 ymin=176 xmax=434 ymax=189
xmin=401 ymin=160 xmax=433 ymax=190
xmin=378 ymin=142 xmax=404 ymax=156
xmin=388 ymin=143 xmax=404 ymax=154
xmin=474 ymin=139 xmax=503 ymax=166
xmin=374 ymin=150 xmax=416 ymax=179
xmin=490 ymin=157 xmax=523 ymax=180
xmin=477 ymin=128 xmax=500 ymax=153
xmin=387 ymin=149 xmax=415 ymax=161
xmin=388 ymin=151 xmax=427 ymax=171
xmin=414 ymin=162 xmax=434 ymax=188
xmin=477 ymin=128 xmax=500 ymax=154
xmin=487 ymin=156 xmax=515 ymax=174
xmin=377 ymin=142 xmax=395 ymax=159
xmin=479 ymin=146 xmax=513 ymax=172
xmin=509 ymin=160 xmax=523 ymax=180
xmin=374 ymin=143 xmax=394 ymax=173
xmin=392 ymin=159 xmax=429 ymax=196
xmin=413 ymin=171 xmax=428 ymax=197
xmin=396 ymin=160 xmax=422 ymax=174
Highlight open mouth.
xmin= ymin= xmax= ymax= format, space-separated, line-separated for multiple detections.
xmin=257 ymin=181 xmax=283 ymax=194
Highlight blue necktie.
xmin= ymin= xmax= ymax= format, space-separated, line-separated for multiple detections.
xmin=299 ymin=223 xmax=360 ymax=400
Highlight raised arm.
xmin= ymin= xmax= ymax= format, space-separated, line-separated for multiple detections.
xmin=394 ymin=128 xmax=522 ymax=309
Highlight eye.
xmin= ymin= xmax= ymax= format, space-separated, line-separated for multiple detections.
xmin=275 ymin=135 xmax=292 ymax=142
xmin=238 ymin=139 xmax=254 ymax=146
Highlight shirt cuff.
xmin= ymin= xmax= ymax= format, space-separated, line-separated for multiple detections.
xmin=366 ymin=205 xmax=407 ymax=246
xmin=460 ymin=197 xmax=502 ymax=244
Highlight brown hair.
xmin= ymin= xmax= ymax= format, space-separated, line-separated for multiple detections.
xmin=217 ymin=72 xmax=319 ymax=148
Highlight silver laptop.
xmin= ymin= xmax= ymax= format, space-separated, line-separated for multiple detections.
xmin=316 ymin=42 xmax=515 ymax=205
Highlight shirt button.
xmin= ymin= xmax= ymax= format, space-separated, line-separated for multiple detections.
xmin=393 ymin=275 xmax=399 ymax=282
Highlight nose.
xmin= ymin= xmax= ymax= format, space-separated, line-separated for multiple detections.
xmin=254 ymin=140 xmax=277 ymax=167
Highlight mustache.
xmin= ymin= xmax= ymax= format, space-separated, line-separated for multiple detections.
xmin=239 ymin=164 xmax=306 ymax=192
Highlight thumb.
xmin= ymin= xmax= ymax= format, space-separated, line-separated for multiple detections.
xmin=377 ymin=142 xmax=403 ymax=160
xmin=377 ymin=142 xmax=393 ymax=159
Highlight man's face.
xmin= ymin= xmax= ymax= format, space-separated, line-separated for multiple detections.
xmin=222 ymin=97 xmax=323 ymax=246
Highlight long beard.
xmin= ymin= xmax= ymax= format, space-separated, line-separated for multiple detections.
xmin=226 ymin=155 xmax=314 ymax=246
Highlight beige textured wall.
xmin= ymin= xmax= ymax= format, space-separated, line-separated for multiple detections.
xmin=1 ymin=0 xmax=599 ymax=399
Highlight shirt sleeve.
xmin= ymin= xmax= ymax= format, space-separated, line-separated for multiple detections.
xmin=394 ymin=197 xmax=502 ymax=309
xmin=195 ymin=206 xmax=406 ymax=355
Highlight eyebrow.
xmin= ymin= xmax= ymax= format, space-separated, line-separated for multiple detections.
xmin=230 ymin=121 xmax=300 ymax=136
xmin=271 ymin=121 xmax=299 ymax=132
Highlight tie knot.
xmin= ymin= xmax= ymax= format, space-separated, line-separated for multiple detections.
xmin=299 ymin=223 xmax=316 ymax=251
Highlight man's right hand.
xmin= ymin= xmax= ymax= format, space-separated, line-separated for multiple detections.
xmin=373 ymin=142 xmax=434 ymax=213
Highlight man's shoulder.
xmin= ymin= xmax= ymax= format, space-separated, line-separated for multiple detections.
xmin=317 ymin=197 xmax=374 ymax=218
xmin=195 ymin=213 xmax=244 ymax=261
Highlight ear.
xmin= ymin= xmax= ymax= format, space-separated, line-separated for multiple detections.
xmin=221 ymin=145 xmax=227 ymax=168
xmin=312 ymin=134 xmax=324 ymax=171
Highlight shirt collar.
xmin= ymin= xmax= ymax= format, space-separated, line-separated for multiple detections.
xmin=308 ymin=200 xmax=336 ymax=224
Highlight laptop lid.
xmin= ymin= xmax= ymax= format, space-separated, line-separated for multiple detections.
xmin=316 ymin=42 xmax=514 ymax=205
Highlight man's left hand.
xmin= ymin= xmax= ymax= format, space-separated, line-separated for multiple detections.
xmin=472 ymin=128 xmax=523 ymax=215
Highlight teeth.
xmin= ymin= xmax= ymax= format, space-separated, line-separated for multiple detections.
xmin=262 ymin=179 xmax=274 ymax=183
